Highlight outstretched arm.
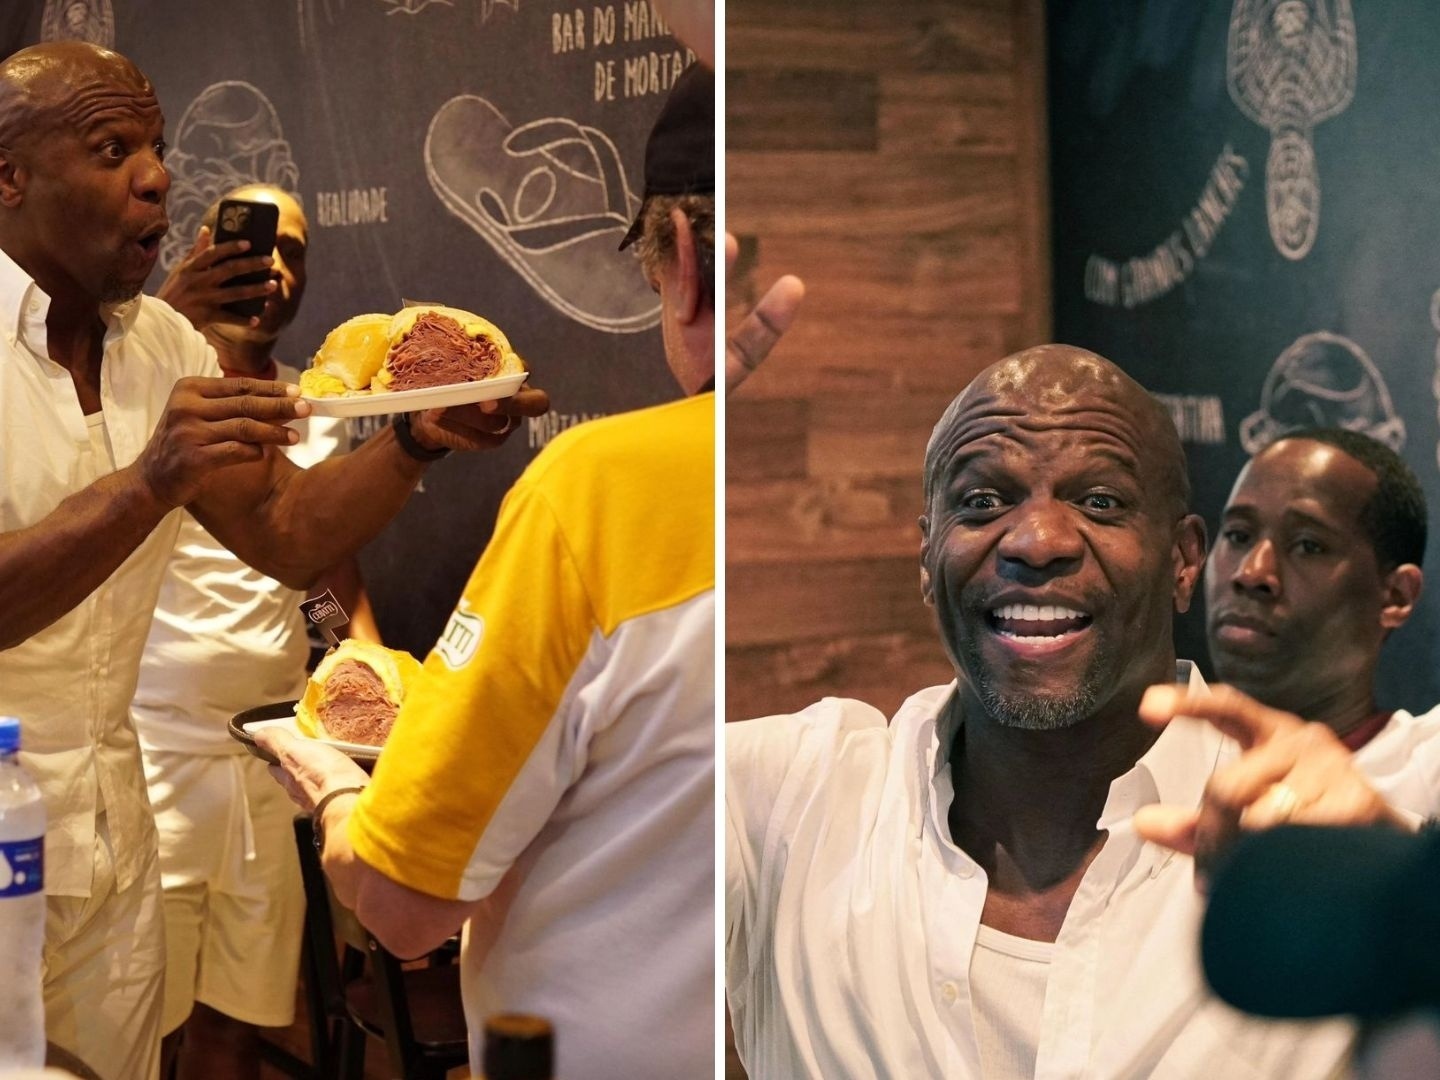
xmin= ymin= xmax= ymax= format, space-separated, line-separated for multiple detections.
xmin=257 ymin=727 xmax=480 ymax=957
xmin=0 ymin=375 xmax=303 ymax=650
xmin=190 ymin=388 xmax=550 ymax=589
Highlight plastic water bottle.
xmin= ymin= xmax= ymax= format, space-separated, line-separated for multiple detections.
xmin=0 ymin=716 xmax=46 ymax=1068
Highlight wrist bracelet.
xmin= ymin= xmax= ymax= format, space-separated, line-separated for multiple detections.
xmin=312 ymin=784 xmax=367 ymax=854
xmin=392 ymin=413 xmax=451 ymax=462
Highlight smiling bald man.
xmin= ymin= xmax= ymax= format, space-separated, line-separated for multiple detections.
xmin=726 ymin=345 xmax=1375 ymax=1079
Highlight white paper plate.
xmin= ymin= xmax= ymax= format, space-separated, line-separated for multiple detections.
xmin=241 ymin=713 xmax=383 ymax=763
xmin=301 ymin=371 xmax=529 ymax=417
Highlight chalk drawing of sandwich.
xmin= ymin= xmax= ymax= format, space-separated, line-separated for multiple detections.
xmin=425 ymin=96 xmax=661 ymax=334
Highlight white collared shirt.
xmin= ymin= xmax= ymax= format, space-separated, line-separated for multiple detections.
xmin=1354 ymin=705 xmax=1440 ymax=816
xmin=0 ymin=247 xmax=220 ymax=896
xmin=726 ymin=664 xmax=1357 ymax=1079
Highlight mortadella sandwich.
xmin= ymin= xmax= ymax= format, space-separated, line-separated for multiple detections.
xmin=295 ymin=639 xmax=423 ymax=747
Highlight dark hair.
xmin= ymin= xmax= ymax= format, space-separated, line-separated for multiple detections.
xmin=1280 ymin=427 xmax=1427 ymax=570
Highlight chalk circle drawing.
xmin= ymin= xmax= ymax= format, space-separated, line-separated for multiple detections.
xmin=159 ymin=82 xmax=300 ymax=274
xmin=425 ymin=96 xmax=660 ymax=334
xmin=1228 ymin=0 xmax=1356 ymax=260
xmin=1240 ymin=331 xmax=1405 ymax=454
xmin=41 ymin=0 xmax=114 ymax=47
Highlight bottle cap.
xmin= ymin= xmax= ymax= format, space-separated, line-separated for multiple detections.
xmin=0 ymin=717 xmax=20 ymax=754
xmin=482 ymin=1013 xmax=553 ymax=1080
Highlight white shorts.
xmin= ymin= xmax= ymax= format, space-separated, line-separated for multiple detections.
xmin=43 ymin=812 xmax=165 ymax=1080
xmin=143 ymin=750 xmax=304 ymax=1033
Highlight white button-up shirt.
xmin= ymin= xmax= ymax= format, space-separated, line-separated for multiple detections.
xmin=1354 ymin=705 xmax=1440 ymax=815
xmin=726 ymin=664 xmax=1357 ymax=1079
xmin=0 ymin=247 xmax=219 ymax=896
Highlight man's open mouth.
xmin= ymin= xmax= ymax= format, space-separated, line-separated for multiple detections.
xmin=137 ymin=223 xmax=168 ymax=256
xmin=988 ymin=603 xmax=1092 ymax=643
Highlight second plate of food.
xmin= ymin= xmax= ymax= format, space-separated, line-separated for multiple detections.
xmin=230 ymin=701 xmax=382 ymax=765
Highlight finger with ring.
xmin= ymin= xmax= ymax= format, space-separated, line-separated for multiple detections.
xmin=1263 ymin=781 xmax=1302 ymax=822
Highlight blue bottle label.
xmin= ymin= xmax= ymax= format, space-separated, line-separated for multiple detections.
xmin=0 ymin=836 xmax=43 ymax=896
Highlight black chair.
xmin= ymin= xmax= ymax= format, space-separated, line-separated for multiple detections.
xmin=292 ymin=814 xmax=471 ymax=1080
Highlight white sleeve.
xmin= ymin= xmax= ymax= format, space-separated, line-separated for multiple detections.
xmin=724 ymin=698 xmax=888 ymax=1002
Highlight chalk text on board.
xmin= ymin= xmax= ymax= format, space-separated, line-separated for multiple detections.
xmin=529 ymin=411 xmax=609 ymax=450
xmin=315 ymin=187 xmax=389 ymax=228
xmin=1083 ymin=144 xmax=1248 ymax=309
xmin=553 ymin=2 xmax=672 ymax=53
xmin=1154 ymin=393 xmax=1226 ymax=445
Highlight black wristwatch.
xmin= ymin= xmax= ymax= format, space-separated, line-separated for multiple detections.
xmin=392 ymin=413 xmax=451 ymax=462
xmin=312 ymin=785 xmax=367 ymax=854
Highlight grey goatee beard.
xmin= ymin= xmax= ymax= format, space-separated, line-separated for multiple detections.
xmin=973 ymin=677 xmax=1100 ymax=730
xmin=962 ymin=624 xmax=1110 ymax=731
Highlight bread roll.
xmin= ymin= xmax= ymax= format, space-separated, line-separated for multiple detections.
xmin=305 ymin=313 xmax=393 ymax=395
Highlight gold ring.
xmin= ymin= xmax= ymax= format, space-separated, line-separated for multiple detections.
xmin=1264 ymin=782 xmax=1302 ymax=822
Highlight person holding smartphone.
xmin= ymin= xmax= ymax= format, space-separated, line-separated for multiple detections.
xmin=0 ymin=41 xmax=546 ymax=1079
xmin=135 ymin=183 xmax=381 ymax=1080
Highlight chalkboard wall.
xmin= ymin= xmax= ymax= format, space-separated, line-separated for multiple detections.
xmin=0 ymin=0 xmax=693 ymax=656
xmin=1049 ymin=0 xmax=1440 ymax=713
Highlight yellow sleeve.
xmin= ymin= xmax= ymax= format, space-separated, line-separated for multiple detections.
xmin=348 ymin=474 xmax=594 ymax=899
xmin=347 ymin=394 xmax=714 ymax=900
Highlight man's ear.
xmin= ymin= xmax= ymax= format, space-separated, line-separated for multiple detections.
xmin=0 ymin=147 xmax=26 ymax=208
xmin=1171 ymin=513 xmax=1208 ymax=614
xmin=668 ymin=206 xmax=700 ymax=326
xmin=919 ymin=513 xmax=934 ymax=606
xmin=1380 ymin=563 xmax=1422 ymax=631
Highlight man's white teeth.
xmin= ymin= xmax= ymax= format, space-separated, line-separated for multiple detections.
xmin=991 ymin=603 xmax=1087 ymax=621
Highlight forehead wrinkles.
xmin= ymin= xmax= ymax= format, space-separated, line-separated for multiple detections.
xmin=55 ymin=78 xmax=160 ymax=132
xmin=936 ymin=392 xmax=1147 ymax=477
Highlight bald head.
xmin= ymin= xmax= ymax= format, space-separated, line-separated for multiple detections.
xmin=0 ymin=42 xmax=167 ymax=308
xmin=0 ymin=42 xmax=154 ymax=151
xmin=924 ymin=345 xmax=1191 ymax=520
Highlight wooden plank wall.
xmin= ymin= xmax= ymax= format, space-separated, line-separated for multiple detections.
xmin=725 ymin=0 xmax=1052 ymax=723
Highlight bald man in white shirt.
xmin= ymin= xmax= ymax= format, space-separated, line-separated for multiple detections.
xmin=0 ymin=41 xmax=545 ymax=1079
xmin=728 ymin=346 xmax=1408 ymax=1079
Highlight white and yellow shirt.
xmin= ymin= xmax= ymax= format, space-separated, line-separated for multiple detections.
xmin=350 ymin=391 xmax=714 ymax=1079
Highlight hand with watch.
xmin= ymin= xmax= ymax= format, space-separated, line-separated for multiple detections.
xmin=392 ymin=386 xmax=550 ymax=461
xmin=312 ymin=784 xmax=368 ymax=854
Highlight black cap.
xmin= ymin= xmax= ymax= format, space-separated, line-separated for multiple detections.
xmin=618 ymin=63 xmax=715 ymax=251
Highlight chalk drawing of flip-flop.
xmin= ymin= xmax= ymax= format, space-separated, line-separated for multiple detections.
xmin=425 ymin=96 xmax=661 ymax=334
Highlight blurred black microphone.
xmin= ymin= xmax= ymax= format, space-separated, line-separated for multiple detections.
xmin=1202 ymin=825 xmax=1440 ymax=1020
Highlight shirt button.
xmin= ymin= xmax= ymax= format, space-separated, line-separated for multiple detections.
xmin=956 ymin=862 xmax=975 ymax=879
xmin=940 ymin=981 xmax=959 ymax=1004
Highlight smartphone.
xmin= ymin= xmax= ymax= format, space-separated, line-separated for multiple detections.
xmin=212 ymin=198 xmax=280 ymax=318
